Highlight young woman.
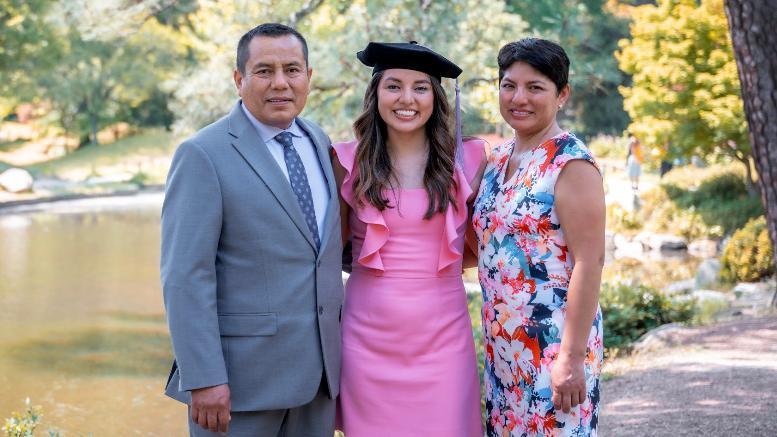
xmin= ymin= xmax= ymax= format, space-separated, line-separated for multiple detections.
xmin=332 ymin=42 xmax=485 ymax=436
xmin=472 ymin=38 xmax=606 ymax=436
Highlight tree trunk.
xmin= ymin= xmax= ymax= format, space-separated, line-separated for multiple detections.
xmin=90 ymin=112 xmax=99 ymax=146
xmin=731 ymin=147 xmax=759 ymax=197
xmin=725 ymin=0 xmax=777 ymax=292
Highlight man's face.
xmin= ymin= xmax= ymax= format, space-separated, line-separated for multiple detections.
xmin=234 ymin=35 xmax=312 ymax=129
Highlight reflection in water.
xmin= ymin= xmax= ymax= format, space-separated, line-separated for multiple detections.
xmin=8 ymin=326 xmax=171 ymax=377
xmin=0 ymin=193 xmax=186 ymax=435
xmin=604 ymin=254 xmax=702 ymax=290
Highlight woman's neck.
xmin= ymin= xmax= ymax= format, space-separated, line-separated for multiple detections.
xmin=514 ymin=122 xmax=564 ymax=154
xmin=386 ymin=129 xmax=428 ymax=158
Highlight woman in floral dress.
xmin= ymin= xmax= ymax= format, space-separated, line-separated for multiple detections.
xmin=471 ymin=38 xmax=606 ymax=436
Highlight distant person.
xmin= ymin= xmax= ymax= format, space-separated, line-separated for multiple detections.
xmin=332 ymin=41 xmax=485 ymax=436
xmin=160 ymin=23 xmax=343 ymax=436
xmin=626 ymin=135 xmax=643 ymax=190
xmin=472 ymin=38 xmax=605 ymax=436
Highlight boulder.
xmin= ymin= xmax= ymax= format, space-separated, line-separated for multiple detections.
xmin=695 ymin=259 xmax=721 ymax=289
xmin=688 ymin=238 xmax=719 ymax=258
xmin=637 ymin=232 xmax=688 ymax=252
xmin=691 ymin=289 xmax=728 ymax=302
xmin=665 ymin=278 xmax=696 ymax=295
xmin=0 ymin=168 xmax=34 ymax=193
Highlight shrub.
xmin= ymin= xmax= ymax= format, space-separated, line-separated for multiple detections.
xmin=600 ymin=282 xmax=695 ymax=351
xmin=638 ymin=163 xmax=762 ymax=239
xmin=606 ymin=203 xmax=642 ymax=234
xmin=2 ymin=399 xmax=41 ymax=437
xmin=588 ymin=135 xmax=628 ymax=160
xmin=720 ymin=216 xmax=775 ymax=283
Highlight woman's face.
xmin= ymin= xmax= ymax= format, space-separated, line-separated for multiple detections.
xmin=499 ymin=61 xmax=569 ymax=137
xmin=377 ymin=68 xmax=435 ymax=137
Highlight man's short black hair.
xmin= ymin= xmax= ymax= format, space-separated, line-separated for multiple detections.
xmin=236 ymin=23 xmax=309 ymax=74
xmin=497 ymin=38 xmax=570 ymax=93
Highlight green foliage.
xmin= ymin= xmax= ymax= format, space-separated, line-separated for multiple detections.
xmin=0 ymin=0 xmax=59 ymax=113
xmin=617 ymin=0 xmax=749 ymax=164
xmin=2 ymin=399 xmax=41 ymax=437
xmin=606 ymin=203 xmax=642 ymax=234
xmin=600 ymin=282 xmax=695 ymax=350
xmin=0 ymin=1 xmax=187 ymax=145
xmin=639 ymin=164 xmax=762 ymax=239
xmin=167 ymin=0 xmax=528 ymax=139
xmin=720 ymin=216 xmax=775 ymax=283
xmin=589 ymin=134 xmax=628 ymax=160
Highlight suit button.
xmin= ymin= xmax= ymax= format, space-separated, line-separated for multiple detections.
xmin=317 ymin=259 xmax=322 ymax=267
xmin=318 ymin=306 xmax=324 ymax=315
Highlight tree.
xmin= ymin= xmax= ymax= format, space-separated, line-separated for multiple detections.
xmin=724 ymin=0 xmax=777 ymax=287
xmin=34 ymin=2 xmax=186 ymax=147
xmin=0 ymin=0 xmax=58 ymax=116
xmin=166 ymin=0 xmax=526 ymax=140
xmin=617 ymin=0 xmax=755 ymax=191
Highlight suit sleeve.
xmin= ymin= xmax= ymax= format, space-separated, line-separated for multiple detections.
xmin=160 ymin=140 xmax=227 ymax=391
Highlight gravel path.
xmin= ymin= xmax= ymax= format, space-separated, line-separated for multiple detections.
xmin=600 ymin=315 xmax=777 ymax=436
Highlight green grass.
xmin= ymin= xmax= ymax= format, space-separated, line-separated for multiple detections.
xmin=26 ymin=129 xmax=176 ymax=183
xmin=0 ymin=139 xmax=26 ymax=153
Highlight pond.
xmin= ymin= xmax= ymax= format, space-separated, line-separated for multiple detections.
xmin=0 ymin=194 xmax=185 ymax=435
xmin=0 ymin=193 xmax=703 ymax=435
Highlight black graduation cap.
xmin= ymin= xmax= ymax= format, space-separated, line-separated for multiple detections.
xmin=357 ymin=41 xmax=462 ymax=82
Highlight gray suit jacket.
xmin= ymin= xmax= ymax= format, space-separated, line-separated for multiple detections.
xmin=161 ymin=102 xmax=343 ymax=412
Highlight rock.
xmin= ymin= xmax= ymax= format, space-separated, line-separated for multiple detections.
xmin=691 ymin=289 xmax=728 ymax=302
xmin=637 ymin=232 xmax=688 ymax=252
xmin=612 ymin=233 xmax=644 ymax=259
xmin=731 ymin=281 xmax=776 ymax=315
xmin=688 ymin=238 xmax=719 ymax=258
xmin=633 ymin=322 xmax=691 ymax=353
xmin=665 ymin=278 xmax=696 ymax=295
xmin=695 ymin=259 xmax=721 ymax=289
xmin=0 ymin=168 xmax=34 ymax=193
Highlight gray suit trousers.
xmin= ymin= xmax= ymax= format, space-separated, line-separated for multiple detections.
xmin=188 ymin=375 xmax=334 ymax=437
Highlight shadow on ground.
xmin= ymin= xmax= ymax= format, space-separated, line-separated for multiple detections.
xmin=600 ymin=316 xmax=777 ymax=436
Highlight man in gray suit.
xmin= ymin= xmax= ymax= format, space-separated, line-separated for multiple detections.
xmin=161 ymin=23 xmax=343 ymax=436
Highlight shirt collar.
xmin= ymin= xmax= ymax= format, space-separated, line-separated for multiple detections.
xmin=241 ymin=101 xmax=304 ymax=143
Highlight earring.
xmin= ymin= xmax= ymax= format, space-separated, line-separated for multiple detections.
xmin=558 ymin=104 xmax=563 ymax=109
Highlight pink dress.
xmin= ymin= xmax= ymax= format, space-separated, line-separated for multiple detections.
xmin=333 ymin=139 xmax=484 ymax=437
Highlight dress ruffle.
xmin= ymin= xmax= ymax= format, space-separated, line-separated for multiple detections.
xmin=333 ymin=139 xmax=485 ymax=273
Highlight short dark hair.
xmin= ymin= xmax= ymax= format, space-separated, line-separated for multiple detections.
xmin=497 ymin=38 xmax=569 ymax=94
xmin=236 ymin=23 xmax=309 ymax=74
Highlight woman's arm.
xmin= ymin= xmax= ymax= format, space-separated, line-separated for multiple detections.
xmin=551 ymin=159 xmax=606 ymax=413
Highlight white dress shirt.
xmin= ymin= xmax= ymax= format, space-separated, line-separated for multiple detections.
xmin=241 ymin=103 xmax=329 ymax=242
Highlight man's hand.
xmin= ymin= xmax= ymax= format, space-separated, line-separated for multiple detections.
xmin=550 ymin=352 xmax=587 ymax=414
xmin=191 ymin=384 xmax=231 ymax=433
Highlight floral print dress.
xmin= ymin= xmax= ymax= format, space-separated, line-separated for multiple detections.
xmin=472 ymin=132 xmax=604 ymax=437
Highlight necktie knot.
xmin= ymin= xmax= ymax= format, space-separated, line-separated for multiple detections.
xmin=275 ymin=132 xmax=294 ymax=149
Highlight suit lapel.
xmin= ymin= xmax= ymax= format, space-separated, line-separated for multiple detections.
xmin=228 ymin=104 xmax=318 ymax=252
xmin=297 ymin=117 xmax=338 ymax=255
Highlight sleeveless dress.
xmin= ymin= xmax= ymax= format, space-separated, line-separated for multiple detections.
xmin=333 ymin=139 xmax=484 ymax=437
xmin=471 ymin=133 xmax=604 ymax=437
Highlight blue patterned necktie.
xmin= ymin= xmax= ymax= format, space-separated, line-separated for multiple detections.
xmin=275 ymin=132 xmax=320 ymax=249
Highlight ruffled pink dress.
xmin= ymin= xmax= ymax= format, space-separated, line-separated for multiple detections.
xmin=333 ymin=139 xmax=484 ymax=437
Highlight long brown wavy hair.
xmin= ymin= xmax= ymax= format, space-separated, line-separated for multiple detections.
xmin=351 ymin=71 xmax=458 ymax=219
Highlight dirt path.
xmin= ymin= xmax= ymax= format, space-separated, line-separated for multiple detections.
xmin=600 ymin=315 xmax=777 ymax=436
